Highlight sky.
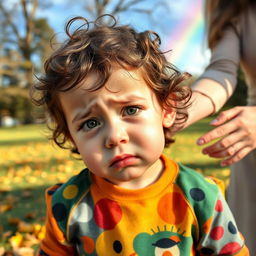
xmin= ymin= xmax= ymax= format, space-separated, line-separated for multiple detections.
xmin=37 ymin=0 xmax=210 ymax=75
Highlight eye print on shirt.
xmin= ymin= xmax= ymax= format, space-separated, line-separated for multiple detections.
xmin=132 ymin=228 xmax=187 ymax=256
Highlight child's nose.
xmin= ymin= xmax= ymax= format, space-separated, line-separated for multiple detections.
xmin=105 ymin=124 xmax=129 ymax=148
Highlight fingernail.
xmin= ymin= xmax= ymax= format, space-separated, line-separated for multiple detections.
xmin=202 ymin=149 xmax=207 ymax=155
xmin=221 ymin=162 xmax=227 ymax=167
xmin=197 ymin=138 xmax=205 ymax=145
xmin=210 ymin=119 xmax=218 ymax=125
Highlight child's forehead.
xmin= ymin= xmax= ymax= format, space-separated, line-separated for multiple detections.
xmin=58 ymin=66 xmax=158 ymax=107
xmin=76 ymin=66 xmax=148 ymax=92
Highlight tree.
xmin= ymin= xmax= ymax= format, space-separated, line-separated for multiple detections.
xmin=68 ymin=0 xmax=170 ymax=27
xmin=85 ymin=0 xmax=156 ymax=19
xmin=0 ymin=0 xmax=55 ymax=88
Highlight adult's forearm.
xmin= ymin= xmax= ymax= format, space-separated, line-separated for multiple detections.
xmin=185 ymin=78 xmax=230 ymax=128
xmin=185 ymin=91 xmax=215 ymax=128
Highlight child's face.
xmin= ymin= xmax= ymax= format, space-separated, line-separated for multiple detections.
xmin=59 ymin=66 xmax=175 ymax=189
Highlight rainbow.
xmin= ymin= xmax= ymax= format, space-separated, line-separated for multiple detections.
xmin=164 ymin=0 xmax=205 ymax=71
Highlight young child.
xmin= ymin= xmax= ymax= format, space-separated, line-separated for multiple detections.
xmin=33 ymin=15 xmax=249 ymax=256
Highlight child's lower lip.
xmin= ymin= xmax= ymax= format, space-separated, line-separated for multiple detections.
xmin=111 ymin=156 xmax=137 ymax=169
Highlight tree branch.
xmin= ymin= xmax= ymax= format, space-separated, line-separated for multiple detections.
xmin=21 ymin=0 xmax=38 ymax=46
xmin=0 ymin=2 xmax=21 ymax=41
xmin=111 ymin=0 xmax=150 ymax=16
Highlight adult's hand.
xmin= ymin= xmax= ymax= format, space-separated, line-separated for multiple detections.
xmin=197 ymin=106 xmax=256 ymax=166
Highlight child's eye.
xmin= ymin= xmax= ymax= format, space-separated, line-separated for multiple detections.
xmin=80 ymin=119 xmax=101 ymax=131
xmin=123 ymin=106 xmax=140 ymax=116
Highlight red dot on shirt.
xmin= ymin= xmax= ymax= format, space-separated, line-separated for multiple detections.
xmin=215 ymin=200 xmax=223 ymax=212
xmin=210 ymin=226 xmax=224 ymax=240
xmin=220 ymin=242 xmax=241 ymax=254
xmin=81 ymin=236 xmax=95 ymax=254
xmin=94 ymin=198 xmax=122 ymax=230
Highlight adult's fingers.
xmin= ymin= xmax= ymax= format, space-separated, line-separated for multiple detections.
xmin=202 ymin=129 xmax=247 ymax=155
xmin=197 ymin=118 xmax=239 ymax=146
xmin=220 ymin=146 xmax=253 ymax=166
xmin=205 ymin=140 xmax=247 ymax=159
xmin=209 ymin=107 xmax=243 ymax=126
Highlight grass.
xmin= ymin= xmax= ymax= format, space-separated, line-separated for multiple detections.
xmin=0 ymin=119 xmax=230 ymax=254
xmin=169 ymin=118 xmax=230 ymax=181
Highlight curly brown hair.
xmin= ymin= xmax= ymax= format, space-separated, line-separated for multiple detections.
xmin=31 ymin=15 xmax=191 ymax=153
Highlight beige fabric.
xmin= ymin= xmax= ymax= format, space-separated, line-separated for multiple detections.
xmin=194 ymin=5 xmax=256 ymax=255
xmin=195 ymin=6 xmax=256 ymax=111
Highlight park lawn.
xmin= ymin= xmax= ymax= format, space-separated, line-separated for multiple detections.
xmin=0 ymin=119 xmax=230 ymax=254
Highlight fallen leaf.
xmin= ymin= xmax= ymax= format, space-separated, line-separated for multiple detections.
xmin=9 ymin=232 xmax=23 ymax=248
xmin=0 ymin=204 xmax=13 ymax=213
xmin=0 ymin=187 xmax=11 ymax=193
xmin=21 ymin=233 xmax=38 ymax=247
xmin=5 ymin=195 xmax=17 ymax=204
xmin=8 ymin=218 xmax=21 ymax=226
xmin=13 ymin=247 xmax=34 ymax=256
xmin=17 ymin=222 xmax=34 ymax=233
xmin=24 ymin=212 xmax=36 ymax=220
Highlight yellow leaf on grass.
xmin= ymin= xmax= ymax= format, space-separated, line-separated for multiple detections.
xmin=18 ymin=222 xmax=34 ymax=233
xmin=33 ymin=224 xmax=46 ymax=240
xmin=13 ymin=247 xmax=34 ymax=256
xmin=0 ymin=204 xmax=13 ymax=213
xmin=9 ymin=232 xmax=23 ymax=248
xmin=22 ymin=233 xmax=39 ymax=247
xmin=36 ymin=231 xmax=45 ymax=241
xmin=33 ymin=224 xmax=42 ymax=234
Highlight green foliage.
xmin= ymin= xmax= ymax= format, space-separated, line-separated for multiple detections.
xmin=0 ymin=88 xmax=35 ymax=124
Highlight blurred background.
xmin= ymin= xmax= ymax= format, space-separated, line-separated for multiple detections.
xmin=0 ymin=0 xmax=209 ymax=128
xmin=0 ymin=0 xmax=246 ymax=255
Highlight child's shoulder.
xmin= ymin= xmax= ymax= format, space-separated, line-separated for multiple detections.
xmin=45 ymin=168 xmax=92 ymax=226
xmin=176 ymin=162 xmax=224 ymax=195
xmin=47 ymin=168 xmax=91 ymax=198
xmin=175 ymin=162 xmax=225 ymax=228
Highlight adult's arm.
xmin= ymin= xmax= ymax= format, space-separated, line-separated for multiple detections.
xmin=186 ymin=26 xmax=240 ymax=127
xmin=183 ymin=25 xmax=256 ymax=165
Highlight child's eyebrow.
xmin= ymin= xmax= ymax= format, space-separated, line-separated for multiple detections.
xmin=109 ymin=95 xmax=146 ymax=104
xmin=72 ymin=109 xmax=91 ymax=124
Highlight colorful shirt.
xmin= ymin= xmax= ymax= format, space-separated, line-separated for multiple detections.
xmin=39 ymin=155 xmax=249 ymax=255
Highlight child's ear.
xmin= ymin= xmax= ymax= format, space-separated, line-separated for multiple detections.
xmin=162 ymin=107 xmax=176 ymax=128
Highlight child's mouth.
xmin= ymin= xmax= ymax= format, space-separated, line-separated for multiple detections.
xmin=110 ymin=154 xmax=137 ymax=169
